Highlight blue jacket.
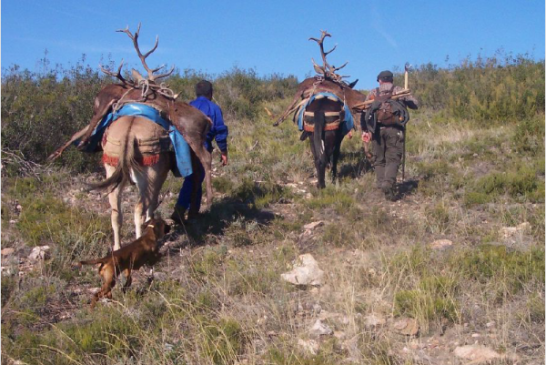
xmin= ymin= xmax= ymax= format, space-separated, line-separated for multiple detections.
xmin=190 ymin=96 xmax=228 ymax=152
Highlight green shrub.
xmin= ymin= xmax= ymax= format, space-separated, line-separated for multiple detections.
xmin=404 ymin=52 xmax=545 ymax=121
xmin=394 ymin=276 xmax=459 ymax=322
xmin=465 ymin=166 xmax=544 ymax=205
xmin=514 ymin=117 xmax=545 ymax=155
xmin=455 ymin=245 xmax=545 ymax=294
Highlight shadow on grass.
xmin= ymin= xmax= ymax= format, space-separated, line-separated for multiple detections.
xmin=398 ymin=179 xmax=419 ymax=198
xmin=173 ymin=184 xmax=277 ymax=246
xmin=337 ymin=150 xmax=373 ymax=180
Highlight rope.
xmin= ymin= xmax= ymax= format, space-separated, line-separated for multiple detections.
xmin=111 ymin=81 xmax=177 ymax=112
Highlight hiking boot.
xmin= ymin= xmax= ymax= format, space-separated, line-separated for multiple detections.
xmin=170 ymin=205 xmax=186 ymax=224
xmin=381 ymin=184 xmax=397 ymax=202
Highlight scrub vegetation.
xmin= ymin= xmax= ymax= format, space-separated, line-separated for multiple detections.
xmin=1 ymin=52 xmax=544 ymax=364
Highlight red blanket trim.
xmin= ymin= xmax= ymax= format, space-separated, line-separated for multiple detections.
xmin=102 ymin=153 xmax=161 ymax=167
xmin=102 ymin=154 xmax=119 ymax=166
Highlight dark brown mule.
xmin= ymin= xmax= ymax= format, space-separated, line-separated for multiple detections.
xmin=274 ymin=31 xmax=366 ymax=188
xmin=305 ymin=98 xmax=346 ymax=188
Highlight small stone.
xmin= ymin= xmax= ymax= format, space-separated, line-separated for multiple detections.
xmin=303 ymin=221 xmax=324 ymax=231
xmin=309 ymin=319 xmax=333 ymax=336
xmin=471 ymin=333 xmax=481 ymax=338
xmin=393 ymin=318 xmax=419 ymax=336
xmin=453 ymin=345 xmax=501 ymax=363
xmin=333 ymin=331 xmax=346 ymax=340
xmin=364 ymin=313 xmax=386 ymax=329
xmin=500 ymin=222 xmax=531 ymax=238
xmin=28 ymin=245 xmax=50 ymax=261
xmin=1 ymin=248 xmax=15 ymax=256
xmin=429 ymin=239 xmax=453 ymax=249
xmin=164 ymin=343 xmax=174 ymax=352
xmin=298 ymin=339 xmax=319 ymax=355
xmin=485 ymin=321 xmax=495 ymax=328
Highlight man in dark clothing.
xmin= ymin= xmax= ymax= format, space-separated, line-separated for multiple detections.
xmin=171 ymin=80 xmax=228 ymax=222
xmin=361 ymin=70 xmax=418 ymax=201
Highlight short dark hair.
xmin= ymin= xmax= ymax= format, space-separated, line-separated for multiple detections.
xmin=195 ymin=80 xmax=213 ymax=97
xmin=377 ymin=70 xmax=394 ymax=83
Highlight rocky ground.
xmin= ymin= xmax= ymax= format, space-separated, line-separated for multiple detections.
xmin=2 ymin=157 xmax=543 ymax=364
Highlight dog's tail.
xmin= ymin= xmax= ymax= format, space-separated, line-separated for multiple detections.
xmin=86 ymin=116 xmax=139 ymax=192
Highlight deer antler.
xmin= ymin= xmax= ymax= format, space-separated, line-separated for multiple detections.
xmin=309 ymin=30 xmax=350 ymax=83
xmin=100 ymin=59 xmax=135 ymax=86
xmin=117 ymin=23 xmax=174 ymax=83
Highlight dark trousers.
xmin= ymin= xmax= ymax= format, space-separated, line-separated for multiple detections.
xmin=176 ymin=151 xmax=205 ymax=213
xmin=372 ymin=126 xmax=404 ymax=190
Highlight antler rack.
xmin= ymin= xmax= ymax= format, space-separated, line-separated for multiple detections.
xmin=99 ymin=23 xmax=177 ymax=99
xmin=309 ymin=30 xmax=350 ymax=84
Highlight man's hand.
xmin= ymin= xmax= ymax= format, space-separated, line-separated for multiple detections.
xmin=221 ymin=151 xmax=228 ymax=166
xmin=347 ymin=130 xmax=353 ymax=139
xmin=361 ymin=132 xmax=372 ymax=143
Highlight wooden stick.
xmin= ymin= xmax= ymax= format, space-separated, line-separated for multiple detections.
xmin=351 ymin=89 xmax=412 ymax=111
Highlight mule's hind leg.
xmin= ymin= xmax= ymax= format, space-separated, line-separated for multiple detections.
xmin=145 ymin=156 xmax=171 ymax=221
xmin=132 ymin=167 xmax=150 ymax=239
xmin=309 ymin=136 xmax=326 ymax=189
xmin=106 ymin=164 xmax=126 ymax=251
xmin=331 ymin=132 xmax=344 ymax=183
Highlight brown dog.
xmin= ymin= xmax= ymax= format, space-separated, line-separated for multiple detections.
xmin=78 ymin=216 xmax=170 ymax=307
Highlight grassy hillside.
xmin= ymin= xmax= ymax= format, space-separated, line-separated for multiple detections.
xmin=1 ymin=54 xmax=544 ymax=364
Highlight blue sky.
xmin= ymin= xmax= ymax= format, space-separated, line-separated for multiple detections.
xmin=2 ymin=0 xmax=544 ymax=89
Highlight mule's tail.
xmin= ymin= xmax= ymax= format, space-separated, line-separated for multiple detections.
xmin=313 ymin=110 xmax=326 ymax=167
xmin=87 ymin=117 xmax=140 ymax=192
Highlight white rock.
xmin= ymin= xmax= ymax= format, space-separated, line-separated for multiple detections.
xmin=28 ymin=245 xmax=50 ymax=261
xmin=281 ymin=254 xmax=324 ymax=286
xmin=309 ymin=319 xmax=333 ymax=336
xmin=453 ymin=345 xmax=501 ymax=363
xmin=298 ymin=339 xmax=319 ymax=355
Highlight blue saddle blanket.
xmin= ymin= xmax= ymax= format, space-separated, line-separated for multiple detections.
xmin=77 ymin=103 xmax=192 ymax=177
xmin=296 ymin=92 xmax=354 ymax=136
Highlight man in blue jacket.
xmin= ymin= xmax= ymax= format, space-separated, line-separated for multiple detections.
xmin=171 ymin=80 xmax=228 ymax=223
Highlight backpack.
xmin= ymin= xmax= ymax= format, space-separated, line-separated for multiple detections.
xmin=374 ymin=86 xmax=397 ymax=124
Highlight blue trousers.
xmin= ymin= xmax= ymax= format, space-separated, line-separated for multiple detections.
xmin=176 ymin=160 xmax=205 ymax=212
